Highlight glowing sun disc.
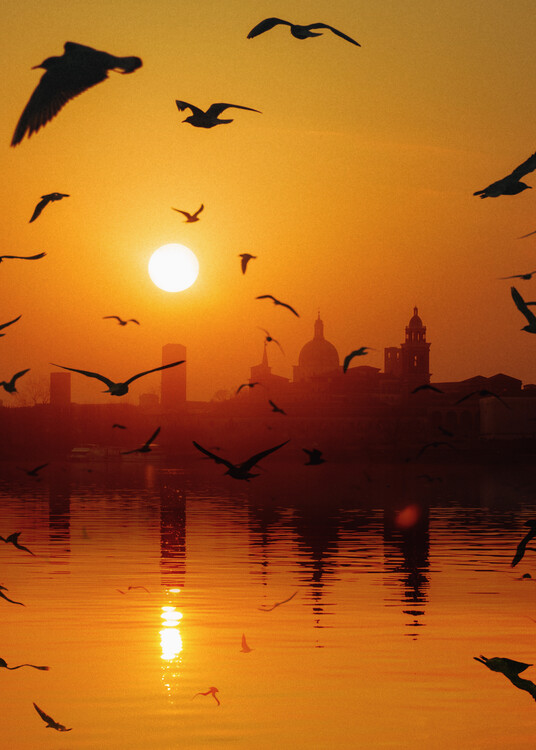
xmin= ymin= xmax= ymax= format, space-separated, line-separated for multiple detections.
xmin=148 ymin=243 xmax=199 ymax=292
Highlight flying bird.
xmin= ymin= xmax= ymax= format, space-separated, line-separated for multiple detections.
xmin=343 ymin=348 xmax=375 ymax=373
xmin=511 ymin=520 xmax=536 ymax=567
xmin=117 ymin=585 xmax=150 ymax=594
xmin=0 ymin=315 xmax=22 ymax=336
xmin=259 ymin=328 xmax=284 ymax=353
xmin=172 ymin=204 xmax=204 ymax=222
xmin=175 ymin=100 xmax=261 ymax=128
xmin=474 ymin=655 xmax=532 ymax=676
xmin=102 ymin=316 xmax=140 ymax=326
xmin=0 ymin=532 xmax=34 ymax=555
xmin=474 ymin=150 xmax=536 ymax=198
xmin=33 ymin=703 xmax=72 ymax=732
xmin=0 ymin=369 xmax=30 ymax=393
xmin=255 ymin=295 xmax=299 ymax=317
xmin=29 ymin=193 xmax=69 ymax=223
xmin=12 ymin=42 xmax=142 ymax=146
xmin=499 ymin=271 xmax=536 ymax=281
xmin=236 ymin=382 xmax=260 ymax=395
xmin=50 ymin=360 xmax=184 ymax=396
xmin=240 ymin=634 xmax=253 ymax=653
xmin=411 ymin=384 xmax=444 ymax=394
xmin=454 ymin=389 xmax=510 ymax=408
xmin=303 ymin=448 xmax=325 ymax=465
xmin=511 ymin=286 xmax=536 ymax=333
xmin=0 ymin=658 xmax=48 ymax=671
xmin=239 ymin=253 xmax=256 ymax=274
xmin=192 ymin=439 xmax=290 ymax=480
xmin=268 ymin=399 xmax=286 ymax=415
xmin=122 ymin=427 xmax=160 ymax=455
xmin=19 ymin=463 xmax=48 ymax=477
xmin=258 ymin=590 xmax=298 ymax=612
xmin=192 ymin=687 xmax=220 ymax=706
xmin=0 ymin=252 xmax=46 ymax=263
xmin=247 ymin=18 xmax=361 ymax=46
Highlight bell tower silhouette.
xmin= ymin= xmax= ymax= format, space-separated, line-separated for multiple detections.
xmin=400 ymin=307 xmax=431 ymax=388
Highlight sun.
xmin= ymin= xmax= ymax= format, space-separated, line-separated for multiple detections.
xmin=148 ymin=243 xmax=199 ymax=292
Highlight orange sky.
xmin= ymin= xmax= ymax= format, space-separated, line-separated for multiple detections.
xmin=3 ymin=1 xmax=536 ymax=403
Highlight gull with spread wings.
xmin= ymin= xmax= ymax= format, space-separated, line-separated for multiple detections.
xmin=0 ymin=369 xmax=30 ymax=393
xmin=511 ymin=286 xmax=536 ymax=333
xmin=0 ymin=252 xmax=45 ymax=263
xmin=122 ymin=427 xmax=160 ymax=455
xmin=0 ymin=658 xmax=48 ymax=671
xmin=103 ymin=316 xmax=140 ymax=326
xmin=192 ymin=439 xmax=289 ymax=480
xmin=474 ymin=150 xmax=536 ymax=198
xmin=29 ymin=193 xmax=69 ymax=223
xmin=255 ymin=295 xmax=299 ymax=317
xmin=172 ymin=204 xmax=204 ymax=222
xmin=0 ymin=532 xmax=34 ymax=555
xmin=239 ymin=253 xmax=256 ymax=274
xmin=33 ymin=703 xmax=71 ymax=732
xmin=51 ymin=360 xmax=184 ymax=396
xmin=175 ymin=100 xmax=261 ymax=128
xmin=247 ymin=18 xmax=361 ymax=46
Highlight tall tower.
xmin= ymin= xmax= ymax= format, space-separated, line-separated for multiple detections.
xmin=161 ymin=344 xmax=186 ymax=411
xmin=400 ymin=307 xmax=431 ymax=388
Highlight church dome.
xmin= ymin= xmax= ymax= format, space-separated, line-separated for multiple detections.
xmin=408 ymin=306 xmax=423 ymax=328
xmin=298 ymin=315 xmax=339 ymax=369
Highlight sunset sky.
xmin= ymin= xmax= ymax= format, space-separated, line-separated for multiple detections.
xmin=3 ymin=1 xmax=536 ymax=403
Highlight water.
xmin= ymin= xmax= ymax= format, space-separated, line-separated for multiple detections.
xmin=1 ymin=459 xmax=536 ymax=749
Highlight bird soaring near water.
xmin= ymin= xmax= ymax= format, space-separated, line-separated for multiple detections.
xmin=0 ymin=252 xmax=45 ymax=263
xmin=0 ymin=369 xmax=30 ymax=394
xmin=172 ymin=204 xmax=204 ymax=222
xmin=0 ymin=658 xmax=48 ymax=671
xmin=12 ymin=42 xmax=142 ymax=146
xmin=0 ymin=532 xmax=34 ymax=555
xmin=454 ymin=389 xmax=510 ymax=408
xmin=255 ymin=295 xmax=299 ymax=317
xmin=474 ymin=150 xmax=536 ymax=198
xmin=303 ymin=448 xmax=325 ymax=465
xmin=511 ymin=520 xmax=536 ymax=567
xmin=0 ymin=315 xmax=22 ymax=336
xmin=343 ymin=348 xmax=374 ymax=373
xmin=33 ymin=703 xmax=72 ymax=731
xmin=268 ymin=399 xmax=286 ymax=415
xmin=258 ymin=590 xmax=298 ymax=612
xmin=500 ymin=271 xmax=536 ymax=281
xmin=117 ymin=585 xmax=150 ymax=594
xmin=102 ymin=316 xmax=140 ymax=326
xmin=240 ymin=634 xmax=253 ymax=653
xmin=50 ymin=360 xmax=184 ymax=396
xmin=247 ymin=18 xmax=361 ymax=46
xmin=192 ymin=440 xmax=290 ymax=480
xmin=239 ymin=253 xmax=256 ymax=274
xmin=511 ymin=286 xmax=536 ymax=333
xmin=29 ymin=193 xmax=69 ymax=223
xmin=192 ymin=687 xmax=220 ymax=706
xmin=19 ymin=463 xmax=48 ymax=477
xmin=175 ymin=100 xmax=261 ymax=128
xmin=122 ymin=427 xmax=160 ymax=455
xmin=474 ymin=656 xmax=532 ymax=675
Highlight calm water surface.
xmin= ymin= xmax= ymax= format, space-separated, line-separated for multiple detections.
xmin=1 ymin=459 xmax=536 ymax=749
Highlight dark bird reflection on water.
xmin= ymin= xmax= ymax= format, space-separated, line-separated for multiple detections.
xmin=475 ymin=656 xmax=536 ymax=703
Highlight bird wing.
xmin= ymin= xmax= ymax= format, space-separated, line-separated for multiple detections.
xmin=241 ymin=440 xmax=290 ymax=471
xmin=124 ymin=360 xmax=185 ymax=386
xmin=171 ymin=208 xmax=190 ymax=218
xmin=247 ymin=18 xmax=291 ymax=38
xmin=454 ymin=391 xmax=476 ymax=405
xmin=103 ymin=316 xmax=122 ymax=322
xmin=33 ymin=703 xmax=55 ymax=725
xmin=240 ymin=256 xmax=248 ymax=274
xmin=279 ymin=300 xmax=299 ymax=316
xmin=512 ymin=527 xmax=536 ymax=567
xmin=193 ymin=204 xmax=204 ymax=217
xmin=0 ymin=253 xmax=46 ymax=261
xmin=307 ymin=23 xmax=361 ymax=46
xmin=256 ymin=294 xmax=276 ymax=302
xmin=0 ymin=315 xmax=22 ymax=332
xmin=518 ymin=229 xmax=536 ymax=239
xmin=145 ymin=426 xmax=161 ymax=447
xmin=511 ymin=286 xmax=536 ymax=325
xmin=236 ymin=384 xmax=247 ymax=394
xmin=192 ymin=441 xmax=235 ymax=470
xmin=206 ymin=103 xmax=262 ymax=116
xmin=343 ymin=351 xmax=357 ymax=373
xmin=50 ymin=363 xmax=114 ymax=388
xmin=175 ymin=100 xmax=204 ymax=117
xmin=10 ymin=369 xmax=30 ymax=385
xmin=29 ymin=197 xmax=50 ymax=223
xmin=510 ymin=151 xmax=536 ymax=180
xmin=128 ymin=319 xmax=140 ymax=325
xmin=31 ymin=463 xmax=48 ymax=474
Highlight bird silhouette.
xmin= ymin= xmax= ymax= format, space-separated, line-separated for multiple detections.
xmin=255 ymin=295 xmax=299 ymax=317
xmin=474 ymin=655 xmax=532 ymax=675
xmin=343 ymin=348 xmax=374 ymax=373
xmin=258 ymin=590 xmax=298 ymax=611
xmin=102 ymin=316 xmax=140 ymax=326
xmin=0 ymin=315 xmax=22 ymax=337
xmin=0 ymin=532 xmax=34 ymax=555
xmin=0 ymin=658 xmax=48 ymax=671
xmin=511 ymin=520 xmax=536 ymax=567
xmin=268 ymin=399 xmax=286 ymax=415
xmin=19 ymin=463 xmax=48 ymax=477
xmin=511 ymin=286 xmax=536 ymax=333
xmin=474 ymin=150 xmax=536 ymax=198
xmin=192 ymin=439 xmax=290 ymax=480
xmin=454 ymin=389 xmax=510 ymax=408
xmin=192 ymin=687 xmax=220 ymax=706
xmin=303 ymin=448 xmax=325 ymax=465
xmin=236 ymin=382 xmax=260 ymax=395
xmin=33 ymin=703 xmax=72 ymax=731
xmin=0 ymin=369 xmax=30 ymax=393
xmin=122 ymin=427 xmax=160 ymax=455
xmin=29 ymin=193 xmax=69 ymax=223
xmin=0 ymin=252 xmax=45 ymax=263
xmin=259 ymin=328 xmax=284 ymax=353
xmin=117 ymin=585 xmax=150 ymax=594
xmin=175 ymin=100 xmax=261 ymax=128
xmin=499 ymin=271 xmax=536 ymax=281
xmin=12 ymin=42 xmax=142 ymax=146
xmin=50 ymin=360 xmax=184 ymax=396
xmin=240 ymin=634 xmax=253 ymax=653
xmin=172 ymin=204 xmax=204 ymax=222
xmin=239 ymin=253 xmax=256 ymax=274
xmin=247 ymin=18 xmax=361 ymax=46
xmin=411 ymin=384 xmax=444 ymax=394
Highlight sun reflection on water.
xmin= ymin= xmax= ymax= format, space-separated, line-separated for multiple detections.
xmin=160 ymin=593 xmax=184 ymax=698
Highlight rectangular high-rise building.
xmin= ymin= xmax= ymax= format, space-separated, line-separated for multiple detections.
xmin=161 ymin=344 xmax=186 ymax=411
xmin=50 ymin=372 xmax=71 ymax=406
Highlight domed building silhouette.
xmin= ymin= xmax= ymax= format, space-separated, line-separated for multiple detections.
xmin=293 ymin=314 xmax=340 ymax=383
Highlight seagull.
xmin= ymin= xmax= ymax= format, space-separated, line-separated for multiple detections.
xmin=511 ymin=286 xmax=536 ymax=333
xmin=454 ymin=389 xmax=510 ymax=408
xmin=247 ymin=18 xmax=361 ymax=46
xmin=112 ymin=423 xmax=126 ymax=429
xmin=500 ymin=271 xmax=536 ymax=281
xmin=303 ymin=448 xmax=325 ymax=465
xmin=239 ymin=253 xmax=256 ymax=274
xmin=122 ymin=427 xmax=160 ymax=455
xmin=0 ymin=253 xmax=45 ymax=263
xmin=240 ymin=634 xmax=253 ymax=653
xmin=258 ymin=590 xmax=298 ymax=612
xmin=0 ymin=658 xmax=48 ymax=671
xmin=255 ymin=295 xmax=299 ymax=317
xmin=511 ymin=520 xmax=536 ymax=567
xmin=192 ymin=439 xmax=290 ymax=480
xmin=102 ymin=316 xmax=140 ymax=326
xmin=172 ymin=204 xmax=204 ymax=222
xmin=50 ymin=360 xmax=184 ymax=396
xmin=411 ymin=384 xmax=444 ymax=394
xmin=474 ymin=656 xmax=532 ymax=676
xmin=29 ymin=193 xmax=69 ymax=223
xmin=259 ymin=328 xmax=284 ymax=353
xmin=175 ymin=100 xmax=261 ymax=128
xmin=19 ymin=463 xmax=48 ymax=477
xmin=117 ymin=585 xmax=150 ymax=594
xmin=33 ymin=703 xmax=72 ymax=731
xmin=192 ymin=687 xmax=220 ymax=706
xmin=268 ymin=399 xmax=286 ymax=415
xmin=0 ymin=532 xmax=34 ymax=555
xmin=0 ymin=315 xmax=22 ymax=336
xmin=236 ymin=382 xmax=260 ymax=395
xmin=343 ymin=348 xmax=374 ymax=373
xmin=0 ymin=369 xmax=30 ymax=393
xmin=474 ymin=150 xmax=536 ymax=198
xmin=12 ymin=42 xmax=142 ymax=146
